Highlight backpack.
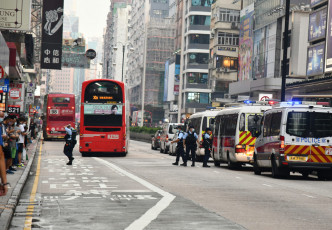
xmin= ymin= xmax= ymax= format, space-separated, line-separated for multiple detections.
xmin=186 ymin=132 xmax=197 ymax=145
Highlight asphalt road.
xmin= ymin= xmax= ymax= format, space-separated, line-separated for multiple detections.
xmin=9 ymin=140 xmax=332 ymax=230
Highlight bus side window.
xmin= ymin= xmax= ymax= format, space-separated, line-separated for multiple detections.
xmin=239 ymin=113 xmax=245 ymax=131
xmin=263 ymin=114 xmax=272 ymax=137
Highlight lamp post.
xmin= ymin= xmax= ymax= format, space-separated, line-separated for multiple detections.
xmin=281 ymin=0 xmax=290 ymax=101
xmin=113 ymin=42 xmax=134 ymax=83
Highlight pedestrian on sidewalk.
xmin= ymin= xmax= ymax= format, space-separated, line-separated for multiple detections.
xmin=171 ymin=126 xmax=187 ymax=167
xmin=17 ymin=117 xmax=26 ymax=168
xmin=8 ymin=117 xmax=19 ymax=171
xmin=3 ymin=116 xmax=13 ymax=174
xmin=202 ymin=128 xmax=213 ymax=168
xmin=64 ymin=124 xmax=74 ymax=165
xmin=0 ymin=112 xmax=9 ymax=196
xmin=183 ymin=125 xmax=200 ymax=167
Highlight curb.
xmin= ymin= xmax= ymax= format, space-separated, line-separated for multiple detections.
xmin=0 ymin=136 xmax=41 ymax=230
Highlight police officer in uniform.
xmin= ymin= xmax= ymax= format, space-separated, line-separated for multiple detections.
xmin=64 ymin=124 xmax=74 ymax=165
xmin=183 ymin=126 xmax=199 ymax=167
xmin=171 ymin=126 xmax=187 ymax=166
xmin=202 ymin=128 xmax=213 ymax=168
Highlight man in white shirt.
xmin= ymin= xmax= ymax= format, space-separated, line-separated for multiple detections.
xmin=17 ymin=118 xmax=26 ymax=168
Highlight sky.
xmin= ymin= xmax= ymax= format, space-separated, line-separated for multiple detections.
xmin=65 ymin=0 xmax=110 ymax=39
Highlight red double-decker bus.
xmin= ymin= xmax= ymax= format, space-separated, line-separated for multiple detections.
xmin=80 ymin=79 xmax=129 ymax=156
xmin=42 ymin=93 xmax=76 ymax=140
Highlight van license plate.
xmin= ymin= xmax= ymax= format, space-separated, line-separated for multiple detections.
xmin=287 ymin=156 xmax=307 ymax=161
xmin=325 ymin=148 xmax=332 ymax=156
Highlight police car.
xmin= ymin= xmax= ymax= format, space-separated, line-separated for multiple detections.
xmin=252 ymin=101 xmax=332 ymax=179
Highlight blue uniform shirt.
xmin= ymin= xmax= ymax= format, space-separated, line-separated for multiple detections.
xmin=203 ymin=133 xmax=210 ymax=140
xmin=65 ymin=127 xmax=72 ymax=140
xmin=177 ymin=131 xmax=184 ymax=140
xmin=183 ymin=131 xmax=198 ymax=140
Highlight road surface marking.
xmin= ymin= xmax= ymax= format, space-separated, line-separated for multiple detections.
xmin=302 ymin=194 xmax=316 ymax=199
xmin=213 ymin=171 xmax=220 ymax=174
xmin=24 ymin=143 xmax=43 ymax=230
xmin=235 ymin=177 xmax=242 ymax=180
xmin=262 ymin=184 xmax=272 ymax=187
xmin=94 ymin=157 xmax=176 ymax=230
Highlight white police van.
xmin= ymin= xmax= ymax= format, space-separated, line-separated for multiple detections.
xmin=253 ymin=102 xmax=332 ymax=179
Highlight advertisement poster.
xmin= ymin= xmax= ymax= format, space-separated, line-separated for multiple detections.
xmin=0 ymin=0 xmax=32 ymax=31
xmin=309 ymin=7 xmax=327 ymax=42
xmin=239 ymin=3 xmax=254 ymax=81
xmin=84 ymin=104 xmax=123 ymax=115
xmin=307 ymin=43 xmax=325 ymax=76
xmin=311 ymin=0 xmax=327 ymax=7
xmin=41 ymin=0 xmax=64 ymax=70
xmin=174 ymin=64 xmax=180 ymax=96
xmin=325 ymin=1 xmax=332 ymax=72
xmin=164 ymin=60 xmax=169 ymax=102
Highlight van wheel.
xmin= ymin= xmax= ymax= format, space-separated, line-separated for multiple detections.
xmin=214 ymin=161 xmax=220 ymax=167
xmin=227 ymin=154 xmax=236 ymax=169
xmin=160 ymin=144 xmax=164 ymax=153
xmin=271 ymin=157 xmax=289 ymax=178
xmin=164 ymin=147 xmax=168 ymax=154
xmin=253 ymin=154 xmax=261 ymax=175
xmin=317 ymin=170 xmax=332 ymax=180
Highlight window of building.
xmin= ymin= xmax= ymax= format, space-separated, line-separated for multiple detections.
xmin=187 ymin=92 xmax=210 ymax=104
xmin=191 ymin=0 xmax=213 ymax=7
xmin=189 ymin=34 xmax=210 ymax=44
xmin=153 ymin=9 xmax=163 ymax=15
xmin=189 ymin=15 xmax=211 ymax=26
xmin=218 ymin=32 xmax=239 ymax=46
xmin=187 ymin=72 xmax=208 ymax=84
xmin=153 ymin=0 xmax=168 ymax=3
xmin=188 ymin=53 xmax=209 ymax=65
xmin=219 ymin=8 xmax=240 ymax=22
xmin=216 ymin=55 xmax=238 ymax=71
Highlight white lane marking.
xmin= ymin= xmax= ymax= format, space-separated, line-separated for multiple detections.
xmin=94 ymin=157 xmax=176 ymax=230
xmin=302 ymin=194 xmax=316 ymax=199
xmin=112 ymin=190 xmax=151 ymax=193
xmin=213 ymin=171 xmax=220 ymax=174
xmin=262 ymin=184 xmax=272 ymax=187
xmin=235 ymin=177 xmax=242 ymax=180
xmin=64 ymin=196 xmax=80 ymax=201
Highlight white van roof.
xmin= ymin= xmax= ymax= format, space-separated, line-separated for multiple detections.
xmin=189 ymin=110 xmax=220 ymax=119
xmin=216 ymin=105 xmax=271 ymax=116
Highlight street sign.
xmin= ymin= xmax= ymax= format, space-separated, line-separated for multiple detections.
xmin=9 ymin=88 xmax=21 ymax=100
xmin=8 ymin=105 xmax=20 ymax=114
xmin=36 ymin=106 xmax=40 ymax=110
xmin=26 ymin=83 xmax=35 ymax=93
xmin=0 ymin=79 xmax=9 ymax=92
xmin=86 ymin=49 xmax=96 ymax=60
xmin=26 ymin=93 xmax=34 ymax=104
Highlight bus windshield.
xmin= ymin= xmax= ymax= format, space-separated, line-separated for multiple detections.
xmin=286 ymin=112 xmax=332 ymax=138
xmin=84 ymin=81 xmax=123 ymax=103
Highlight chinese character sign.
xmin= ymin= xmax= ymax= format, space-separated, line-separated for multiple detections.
xmin=40 ymin=0 xmax=64 ymax=70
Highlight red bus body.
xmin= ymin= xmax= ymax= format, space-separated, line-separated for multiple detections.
xmin=43 ymin=93 xmax=76 ymax=139
xmin=80 ymin=79 xmax=129 ymax=155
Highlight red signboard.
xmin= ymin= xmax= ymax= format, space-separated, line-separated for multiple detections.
xmin=9 ymin=88 xmax=21 ymax=100
xmin=8 ymin=105 xmax=20 ymax=114
xmin=0 ymin=66 xmax=4 ymax=79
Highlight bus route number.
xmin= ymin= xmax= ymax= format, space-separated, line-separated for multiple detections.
xmin=50 ymin=109 xmax=59 ymax=115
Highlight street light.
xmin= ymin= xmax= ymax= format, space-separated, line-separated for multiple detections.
xmin=112 ymin=42 xmax=134 ymax=82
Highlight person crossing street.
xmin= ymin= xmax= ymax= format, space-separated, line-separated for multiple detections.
xmin=202 ymin=128 xmax=213 ymax=168
xmin=183 ymin=126 xmax=200 ymax=167
xmin=171 ymin=126 xmax=187 ymax=166
xmin=64 ymin=124 xmax=74 ymax=165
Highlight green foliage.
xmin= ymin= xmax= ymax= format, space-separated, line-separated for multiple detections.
xmin=130 ymin=126 xmax=160 ymax=134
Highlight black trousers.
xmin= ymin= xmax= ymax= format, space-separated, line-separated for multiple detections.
xmin=203 ymin=147 xmax=210 ymax=166
xmin=64 ymin=141 xmax=72 ymax=160
xmin=186 ymin=144 xmax=196 ymax=164
xmin=175 ymin=145 xmax=186 ymax=164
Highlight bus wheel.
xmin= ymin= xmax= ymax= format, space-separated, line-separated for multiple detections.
xmin=253 ymin=155 xmax=261 ymax=175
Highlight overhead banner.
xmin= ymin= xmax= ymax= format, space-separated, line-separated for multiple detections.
xmin=0 ymin=0 xmax=32 ymax=31
xmin=308 ymin=7 xmax=327 ymax=42
xmin=239 ymin=3 xmax=254 ymax=81
xmin=62 ymin=52 xmax=90 ymax=68
xmin=307 ymin=43 xmax=325 ymax=76
xmin=325 ymin=0 xmax=332 ymax=72
xmin=40 ymin=0 xmax=64 ymax=70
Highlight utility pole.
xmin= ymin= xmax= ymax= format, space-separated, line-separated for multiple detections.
xmin=122 ymin=45 xmax=125 ymax=82
xmin=141 ymin=26 xmax=148 ymax=127
xmin=281 ymin=0 xmax=290 ymax=101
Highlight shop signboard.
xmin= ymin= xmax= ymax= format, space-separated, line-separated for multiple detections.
xmin=308 ymin=7 xmax=327 ymax=42
xmin=307 ymin=43 xmax=325 ymax=76
xmin=41 ymin=0 xmax=64 ymax=70
xmin=0 ymin=0 xmax=32 ymax=31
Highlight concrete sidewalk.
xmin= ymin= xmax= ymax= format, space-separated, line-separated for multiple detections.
xmin=0 ymin=135 xmax=41 ymax=230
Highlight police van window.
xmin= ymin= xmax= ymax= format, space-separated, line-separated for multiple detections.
xmin=224 ymin=114 xmax=237 ymax=136
xmin=287 ymin=112 xmax=332 ymax=138
xmin=248 ymin=114 xmax=262 ymax=132
xmin=214 ymin=116 xmax=221 ymax=136
xmin=169 ymin=125 xmax=174 ymax=134
xmin=202 ymin=117 xmax=207 ymax=131
xmin=239 ymin=113 xmax=245 ymax=131
xmin=270 ymin=113 xmax=282 ymax=136
xmin=263 ymin=114 xmax=272 ymax=137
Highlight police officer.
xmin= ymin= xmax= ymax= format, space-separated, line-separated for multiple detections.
xmin=64 ymin=124 xmax=74 ymax=165
xmin=171 ymin=126 xmax=187 ymax=166
xmin=202 ymin=128 xmax=212 ymax=168
xmin=183 ymin=126 xmax=199 ymax=167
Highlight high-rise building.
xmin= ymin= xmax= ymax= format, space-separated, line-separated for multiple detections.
xmin=178 ymin=0 xmax=213 ymax=116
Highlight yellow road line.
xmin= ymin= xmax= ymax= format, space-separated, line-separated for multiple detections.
xmin=24 ymin=143 xmax=43 ymax=230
